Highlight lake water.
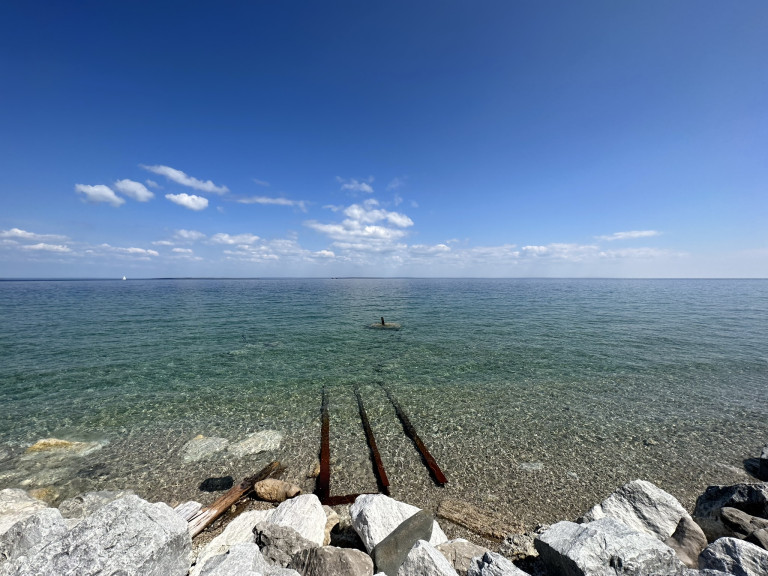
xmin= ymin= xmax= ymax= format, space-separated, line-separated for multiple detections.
xmin=1 ymin=278 xmax=766 ymax=529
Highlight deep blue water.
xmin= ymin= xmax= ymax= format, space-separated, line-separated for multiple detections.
xmin=1 ymin=278 xmax=766 ymax=523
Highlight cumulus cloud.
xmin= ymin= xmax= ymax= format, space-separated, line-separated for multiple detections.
xmin=596 ymin=230 xmax=661 ymax=241
xmin=175 ymin=229 xmax=206 ymax=241
xmin=114 ymin=179 xmax=154 ymax=202
xmin=316 ymin=250 xmax=335 ymax=258
xmin=166 ymin=193 xmax=209 ymax=211
xmin=305 ymin=199 xmax=415 ymax=254
xmin=237 ymin=196 xmax=307 ymax=211
xmin=0 ymin=228 xmax=67 ymax=242
xmin=75 ymin=184 xmax=125 ymax=207
xmin=210 ymin=233 xmax=260 ymax=245
xmin=141 ymin=164 xmax=229 ymax=194
xmin=21 ymin=243 xmax=71 ymax=253
xmin=172 ymin=247 xmax=194 ymax=254
xmin=337 ymin=177 xmax=374 ymax=194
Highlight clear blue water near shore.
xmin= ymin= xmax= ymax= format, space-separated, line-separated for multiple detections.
xmin=1 ymin=278 xmax=767 ymax=527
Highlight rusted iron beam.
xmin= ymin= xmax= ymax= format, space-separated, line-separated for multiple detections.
xmin=380 ymin=383 xmax=447 ymax=486
xmin=354 ymin=385 xmax=390 ymax=495
xmin=315 ymin=386 xmax=331 ymax=502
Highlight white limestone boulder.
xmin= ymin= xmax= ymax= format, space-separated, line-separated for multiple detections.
xmin=0 ymin=507 xmax=67 ymax=564
xmin=350 ymin=494 xmax=448 ymax=554
xmin=698 ymin=537 xmax=768 ymax=576
xmin=271 ymin=494 xmax=327 ymax=546
xmin=398 ymin=540 xmax=458 ymax=576
xmin=0 ymin=489 xmax=48 ymax=537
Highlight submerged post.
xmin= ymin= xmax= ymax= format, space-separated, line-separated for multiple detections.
xmin=315 ymin=386 xmax=331 ymax=502
xmin=381 ymin=317 xmax=385 ymax=326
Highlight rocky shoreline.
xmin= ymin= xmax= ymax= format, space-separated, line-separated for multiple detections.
xmin=1 ymin=441 xmax=767 ymax=575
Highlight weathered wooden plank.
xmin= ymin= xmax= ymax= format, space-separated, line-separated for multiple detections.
xmin=314 ymin=386 xmax=331 ymax=502
xmin=189 ymin=460 xmax=284 ymax=538
xmin=380 ymin=383 xmax=447 ymax=486
xmin=354 ymin=385 xmax=390 ymax=496
xmin=174 ymin=501 xmax=202 ymax=522
xmin=437 ymin=498 xmax=517 ymax=541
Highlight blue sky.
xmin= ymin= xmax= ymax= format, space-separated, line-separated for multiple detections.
xmin=1 ymin=1 xmax=766 ymax=278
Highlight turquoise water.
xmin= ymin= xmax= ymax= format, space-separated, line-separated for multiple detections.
xmin=1 ymin=278 xmax=767 ymax=527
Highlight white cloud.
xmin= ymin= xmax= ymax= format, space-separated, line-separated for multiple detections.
xmin=305 ymin=199 xmax=414 ymax=252
xmin=237 ymin=196 xmax=307 ymax=212
xmin=337 ymin=176 xmax=374 ymax=194
xmin=141 ymin=164 xmax=229 ymax=194
xmin=210 ymin=233 xmax=260 ymax=245
xmin=172 ymin=247 xmax=194 ymax=254
xmin=596 ymin=230 xmax=661 ymax=241
xmin=253 ymin=178 xmax=270 ymax=187
xmin=175 ymin=229 xmax=206 ymax=241
xmin=100 ymin=244 xmax=159 ymax=257
xmin=316 ymin=250 xmax=335 ymax=258
xmin=166 ymin=193 xmax=209 ymax=211
xmin=75 ymin=184 xmax=125 ymax=207
xmin=145 ymin=179 xmax=160 ymax=189
xmin=0 ymin=228 xmax=67 ymax=242
xmin=114 ymin=179 xmax=154 ymax=202
xmin=21 ymin=243 xmax=71 ymax=253
xmin=153 ymin=240 xmax=174 ymax=246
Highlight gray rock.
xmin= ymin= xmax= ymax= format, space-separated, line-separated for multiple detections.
xmin=255 ymin=522 xmax=319 ymax=568
xmin=322 ymin=505 xmax=339 ymax=546
xmin=681 ymin=570 xmax=732 ymax=576
xmin=581 ymin=479 xmax=693 ymax=542
xmin=350 ymin=494 xmax=448 ymax=554
xmin=58 ymin=489 xmax=135 ymax=520
xmin=498 ymin=531 xmax=540 ymax=562
xmin=745 ymin=527 xmax=768 ymax=550
xmin=466 ymin=551 xmax=529 ymax=576
xmin=229 ymin=430 xmax=283 ymax=458
xmin=290 ymin=545 xmax=374 ymax=576
xmin=398 ymin=540 xmax=458 ymax=576
xmin=665 ymin=515 xmax=708 ymax=568
xmin=437 ymin=539 xmax=489 ymax=576
xmin=698 ymin=537 xmax=768 ymax=576
xmin=760 ymin=445 xmax=768 ymax=482
xmin=270 ymin=494 xmax=327 ymax=546
xmin=721 ymin=507 xmax=768 ymax=538
xmin=199 ymin=542 xmax=270 ymax=576
xmin=182 ymin=435 xmax=229 ymax=463
xmin=191 ymin=509 xmax=275 ymax=576
xmin=693 ymin=483 xmax=768 ymax=520
xmin=0 ymin=489 xmax=48 ymax=537
xmin=535 ymin=517 xmax=684 ymax=576
xmin=0 ymin=508 xmax=67 ymax=563
xmin=0 ymin=495 xmax=191 ymax=576
xmin=372 ymin=510 xmax=434 ymax=576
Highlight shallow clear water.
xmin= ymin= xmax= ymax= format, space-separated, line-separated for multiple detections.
xmin=1 ymin=278 xmax=767 ymax=527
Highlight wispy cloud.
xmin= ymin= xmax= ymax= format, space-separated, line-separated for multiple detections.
xmin=210 ymin=232 xmax=260 ymax=245
xmin=337 ymin=176 xmax=374 ymax=194
xmin=172 ymin=247 xmax=194 ymax=254
xmin=237 ymin=196 xmax=308 ymax=212
xmin=21 ymin=243 xmax=71 ymax=253
xmin=386 ymin=177 xmax=406 ymax=191
xmin=596 ymin=230 xmax=661 ymax=241
xmin=145 ymin=179 xmax=161 ymax=189
xmin=141 ymin=165 xmax=229 ymax=194
xmin=99 ymin=244 xmax=159 ymax=258
xmin=0 ymin=228 xmax=67 ymax=242
xmin=253 ymin=178 xmax=271 ymax=187
xmin=114 ymin=179 xmax=154 ymax=202
xmin=75 ymin=184 xmax=125 ymax=207
xmin=165 ymin=193 xmax=209 ymax=211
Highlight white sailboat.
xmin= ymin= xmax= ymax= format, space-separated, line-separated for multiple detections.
xmin=122 ymin=275 xmax=127 ymax=281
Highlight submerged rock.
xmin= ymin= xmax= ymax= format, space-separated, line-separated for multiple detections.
xmin=698 ymin=537 xmax=768 ymax=576
xmin=229 ymin=430 xmax=283 ymax=458
xmin=0 ymin=495 xmax=191 ymax=576
xmin=24 ymin=438 xmax=103 ymax=457
xmin=535 ymin=517 xmax=683 ymax=576
xmin=349 ymin=494 xmax=448 ymax=554
xmin=182 ymin=435 xmax=229 ymax=463
xmin=254 ymin=478 xmax=301 ymax=503
xmin=199 ymin=476 xmax=234 ymax=492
